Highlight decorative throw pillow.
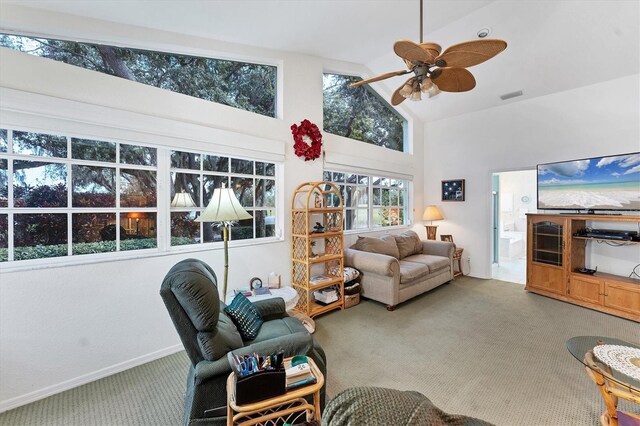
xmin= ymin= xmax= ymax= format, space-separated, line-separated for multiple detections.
xmin=352 ymin=234 xmax=400 ymax=259
xmin=224 ymin=293 xmax=264 ymax=341
xmin=394 ymin=230 xmax=423 ymax=259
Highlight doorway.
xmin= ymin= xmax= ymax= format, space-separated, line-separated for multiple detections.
xmin=491 ymin=169 xmax=537 ymax=284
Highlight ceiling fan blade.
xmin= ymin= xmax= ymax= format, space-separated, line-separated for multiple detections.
xmin=435 ymin=39 xmax=507 ymax=68
xmin=391 ymin=77 xmax=414 ymax=106
xmin=419 ymin=42 xmax=442 ymax=58
xmin=394 ymin=39 xmax=435 ymax=64
xmin=349 ymin=69 xmax=411 ymax=87
xmin=430 ymin=68 xmax=476 ymax=92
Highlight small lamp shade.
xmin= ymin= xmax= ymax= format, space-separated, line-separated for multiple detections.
xmin=196 ymin=187 xmax=252 ymax=223
xmin=422 ymin=205 xmax=444 ymax=222
xmin=171 ymin=191 xmax=196 ymax=208
xmin=423 ymin=205 xmax=443 ymax=240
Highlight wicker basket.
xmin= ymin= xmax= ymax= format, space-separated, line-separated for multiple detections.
xmin=344 ymin=293 xmax=360 ymax=309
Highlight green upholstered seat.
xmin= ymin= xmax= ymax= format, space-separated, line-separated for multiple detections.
xmin=160 ymin=258 xmax=327 ymax=426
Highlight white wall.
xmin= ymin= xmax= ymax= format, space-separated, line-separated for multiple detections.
xmin=0 ymin=6 xmax=424 ymax=410
xmin=424 ymin=74 xmax=640 ymax=278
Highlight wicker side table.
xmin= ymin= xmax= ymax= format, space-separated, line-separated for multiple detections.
xmin=453 ymin=247 xmax=464 ymax=277
xmin=226 ymin=357 xmax=324 ymax=426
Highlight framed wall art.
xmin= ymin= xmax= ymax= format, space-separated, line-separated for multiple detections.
xmin=441 ymin=179 xmax=465 ymax=202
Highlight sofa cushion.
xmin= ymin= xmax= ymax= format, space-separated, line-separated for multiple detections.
xmin=394 ymin=230 xmax=423 ymax=259
xmin=398 ymin=260 xmax=431 ymax=284
xmin=351 ymin=234 xmax=400 ymax=259
xmin=403 ymin=254 xmax=450 ymax=273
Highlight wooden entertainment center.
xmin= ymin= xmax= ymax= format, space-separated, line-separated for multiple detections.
xmin=525 ymin=213 xmax=640 ymax=322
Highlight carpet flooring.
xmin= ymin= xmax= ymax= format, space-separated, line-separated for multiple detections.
xmin=1 ymin=277 xmax=638 ymax=425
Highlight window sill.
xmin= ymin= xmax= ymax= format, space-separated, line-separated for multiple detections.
xmin=0 ymin=236 xmax=284 ymax=274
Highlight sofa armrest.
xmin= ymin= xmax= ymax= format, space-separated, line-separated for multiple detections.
xmin=344 ymin=248 xmax=400 ymax=277
xmin=421 ymin=240 xmax=455 ymax=260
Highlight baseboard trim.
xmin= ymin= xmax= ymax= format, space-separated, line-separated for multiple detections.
xmin=0 ymin=344 xmax=184 ymax=413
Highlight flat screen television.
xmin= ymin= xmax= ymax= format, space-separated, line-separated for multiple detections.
xmin=537 ymin=152 xmax=640 ymax=212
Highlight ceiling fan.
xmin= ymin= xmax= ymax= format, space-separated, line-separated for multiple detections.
xmin=350 ymin=0 xmax=507 ymax=105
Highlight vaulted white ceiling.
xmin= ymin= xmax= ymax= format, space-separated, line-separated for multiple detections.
xmin=2 ymin=0 xmax=638 ymax=122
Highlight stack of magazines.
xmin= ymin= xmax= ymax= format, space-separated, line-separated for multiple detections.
xmin=313 ymin=286 xmax=339 ymax=305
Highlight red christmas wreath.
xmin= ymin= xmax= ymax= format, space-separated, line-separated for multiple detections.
xmin=291 ymin=119 xmax=322 ymax=161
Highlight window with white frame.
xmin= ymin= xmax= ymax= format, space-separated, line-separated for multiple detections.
xmin=323 ymin=170 xmax=410 ymax=231
xmin=170 ymin=151 xmax=276 ymax=245
xmin=0 ymin=127 xmax=279 ymax=264
xmin=0 ymin=128 xmax=157 ymax=262
xmin=0 ymin=33 xmax=277 ymax=117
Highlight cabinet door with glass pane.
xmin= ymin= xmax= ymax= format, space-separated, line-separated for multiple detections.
xmin=526 ymin=215 xmax=567 ymax=295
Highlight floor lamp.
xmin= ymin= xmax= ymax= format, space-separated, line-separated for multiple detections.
xmin=423 ymin=205 xmax=444 ymax=240
xmin=196 ymin=184 xmax=252 ymax=298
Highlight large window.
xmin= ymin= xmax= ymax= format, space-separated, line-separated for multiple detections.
xmin=170 ymin=152 xmax=276 ymax=245
xmin=323 ymin=73 xmax=407 ymax=152
xmin=0 ymin=127 xmax=279 ymax=264
xmin=0 ymin=129 xmax=157 ymax=262
xmin=323 ymin=170 xmax=410 ymax=231
xmin=0 ymin=34 xmax=277 ymax=117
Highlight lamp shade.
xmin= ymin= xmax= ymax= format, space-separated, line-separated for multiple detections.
xmin=196 ymin=186 xmax=252 ymax=223
xmin=422 ymin=205 xmax=444 ymax=221
xmin=171 ymin=191 xmax=196 ymax=208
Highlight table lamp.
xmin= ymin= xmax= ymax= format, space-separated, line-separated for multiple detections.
xmin=196 ymin=184 xmax=252 ymax=297
xmin=422 ymin=205 xmax=444 ymax=240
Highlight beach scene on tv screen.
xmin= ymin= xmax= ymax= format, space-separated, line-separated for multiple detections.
xmin=538 ymin=153 xmax=640 ymax=210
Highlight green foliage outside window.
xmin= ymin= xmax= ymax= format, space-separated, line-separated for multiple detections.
xmin=0 ymin=34 xmax=277 ymax=117
xmin=323 ymin=74 xmax=406 ymax=152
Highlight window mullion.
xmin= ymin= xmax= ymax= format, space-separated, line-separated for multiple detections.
xmin=115 ymin=144 xmax=121 ymax=251
xmin=7 ymin=131 xmax=14 ymax=260
xmin=157 ymin=147 xmax=170 ymax=252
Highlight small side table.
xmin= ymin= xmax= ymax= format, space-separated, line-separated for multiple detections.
xmin=453 ymin=247 xmax=464 ymax=277
xmin=226 ymin=357 xmax=324 ymax=426
xmin=226 ymin=286 xmax=299 ymax=312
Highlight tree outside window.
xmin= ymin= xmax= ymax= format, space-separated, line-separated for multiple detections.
xmin=323 ymin=73 xmax=406 ymax=152
xmin=0 ymin=129 xmax=158 ymax=262
xmin=324 ymin=170 xmax=409 ymax=231
xmin=1 ymin=34 xmax=277 ymax=118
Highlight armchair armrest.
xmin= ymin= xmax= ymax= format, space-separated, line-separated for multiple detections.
xmin=421 ymin=240 xmax=455 ymax=259
xmin=194 ymin=356 xmax=234 ymax=381
xmin=344 ymin=248 xmax=399 ymax=277
xmin=232 ymin=332 xmax=314 ymax=359
xmin=252 ymin=298 xmax=287 ymax=320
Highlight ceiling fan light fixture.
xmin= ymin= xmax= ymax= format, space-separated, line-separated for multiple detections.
xmin=421 ymin=80 xmax=440 ymax=98
xmin=409 ymin=90 xmax=422 ymax=101
xmin=399 ymin=82 xmax=414 ymax=98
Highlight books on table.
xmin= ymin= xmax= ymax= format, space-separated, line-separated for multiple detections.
xmin=253 ymin=287 xmax=272 ymax=296
xmin=285 ymin=362 xmax=317 ymax=390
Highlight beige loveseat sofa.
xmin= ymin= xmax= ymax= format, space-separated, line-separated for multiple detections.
xmin=344 ymin=230 xmax=455 ymax=310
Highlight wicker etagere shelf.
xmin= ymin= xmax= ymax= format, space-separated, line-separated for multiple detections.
xmin=291 ymin=181 xmax=344 ymax=318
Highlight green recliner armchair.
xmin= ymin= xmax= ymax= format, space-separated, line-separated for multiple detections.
xmin=160 ymin=258 xmax=327 ymax=426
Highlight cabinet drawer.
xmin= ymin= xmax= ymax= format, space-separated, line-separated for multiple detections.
xmin=604 ymin=282 xmax=640 ymax=315
xmin=569 ymin=275 xmax=603 ymax=305
xmin=528 ymin=264 xmax=565 ymax=295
